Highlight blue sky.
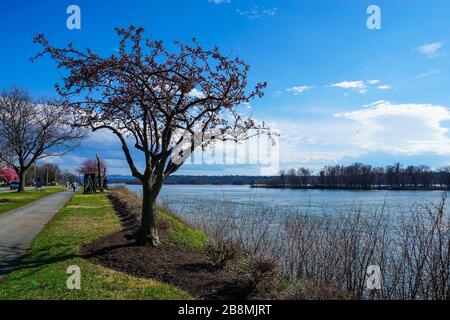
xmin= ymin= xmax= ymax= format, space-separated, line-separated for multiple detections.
xmin=1 ymin=0 xmax=450 ymax=175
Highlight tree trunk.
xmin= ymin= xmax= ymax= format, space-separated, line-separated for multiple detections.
xmin=18 ymin=170 xmax=26 ymax=193
xmin=96 ymin=155 xmax=102 ymax=192
xmin=138 ymin=182 xmax=160 ymax=246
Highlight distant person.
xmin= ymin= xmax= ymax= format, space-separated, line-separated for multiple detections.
xmin=71 ymin=181 xmax=78 ymax=192
xmin=36 ymin=177 xmax=42 ymax=191
xmin=65 ymin=181 xmax=70 ymax=191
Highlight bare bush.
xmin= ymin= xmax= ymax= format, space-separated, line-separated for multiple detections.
xmin=245 ymin=256 xmax=278 ymax=289
xmin=285 ymin=279 xmax=355 ymax=300
xmin=185 ymin=193 xmax=449 ymax=300
xmin=205 ymin=239 xmax=238 ymax=268
xmin=385 ymin=194 xmax=450 ymax=300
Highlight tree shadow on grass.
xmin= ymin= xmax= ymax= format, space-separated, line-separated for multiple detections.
xmin=0 ymin=243 xmax=78 ymax=278
xmin=0 ymin=245 xmax=27 ymax=277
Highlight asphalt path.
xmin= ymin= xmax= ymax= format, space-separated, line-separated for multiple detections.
xmin=0 ymin=191 xmax=74 ymax=280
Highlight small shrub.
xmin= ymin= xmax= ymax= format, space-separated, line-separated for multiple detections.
xmin=205 ymin=239 xmax=238 ymax=268
xmin=285 ymin=279 xmax=354 ymax=300
xmin=244 ymin=256 xmax=278 ymax=293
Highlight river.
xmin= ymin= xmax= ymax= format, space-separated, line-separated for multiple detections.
xmin=119 ymin=184 xmax=450 ymax=219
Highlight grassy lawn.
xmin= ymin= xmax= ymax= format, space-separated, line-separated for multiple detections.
xmin=0 ymin=192 xmax=190 ymax=300
xmin=0 ymin=187 xmax=65 ymax=215
xmin=160 ymin=207 xmax=206 ymax=253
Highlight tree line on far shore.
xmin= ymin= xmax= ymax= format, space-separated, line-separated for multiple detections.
xmin=271 ymin=163 xmax=450 ymax=189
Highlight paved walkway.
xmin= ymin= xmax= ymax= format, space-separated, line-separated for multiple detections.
xmin=0 ymin=191 xmax=74 ymax=280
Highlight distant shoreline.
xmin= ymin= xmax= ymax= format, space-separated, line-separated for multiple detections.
xmin=109 ymin=181 xmax=450 ymax=191
xmin=250 ymin=185 xmax=450 ymax=191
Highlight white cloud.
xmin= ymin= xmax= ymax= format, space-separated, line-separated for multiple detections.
xmin=330 ymin=81 xmax=367 ymax=94
xmin=84 ymin=129 xmax=119 ymax=144
xmin=367 ymin=80 xmax=380 ymax=85
xmin=256 ymin=101 xmax=450 ymax=170
xmin=414 ymin=69 xmax=442 ymax=79
xmin=286 ymin=86 xmax=312 ymax=95
xmin=329 ymin=80 xmax=391 ymax=94
xmin=335 ymin=101 xmax=450 ymax=155
xmin=417 ymin=42 xmax=444 ymax=58
xmin=237 ymin=7 xmax=277 ymax=19
xmin=358 ymin=88 xmax=368 ymax=94
xmin=330 ymin=81 xmax=365 ymax=90
xmin=189 ymin=88 xmax=206 ymax=99
xmin=246 ymin=118 xmax=365 ymax=172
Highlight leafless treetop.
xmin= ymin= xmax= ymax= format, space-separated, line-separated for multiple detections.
xmin=0 ymin=87 xmax=85 ymax=175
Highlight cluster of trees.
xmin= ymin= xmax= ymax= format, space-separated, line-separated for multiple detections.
xmin=29 ymin=162 xmax=80 ymax=186
xmin=31 ymin=163 xmax=61 ymax=186
xmin=275 ymin=163 xmax=450 ymax=189
xmin=0 ymin=161 xmax=81 ymax=188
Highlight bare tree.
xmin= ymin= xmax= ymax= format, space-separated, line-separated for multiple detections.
xmin=297 ymin=167 xmax=311 ymax=187
xmin=33 ymin=26 xmax=269 ymax=245
xmin=77 ymin=157 xmax=107 ymax=175
xmin=0 ymin=87 xmax=85 ymax=192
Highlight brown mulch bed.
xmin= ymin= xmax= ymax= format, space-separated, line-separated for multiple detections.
xmin=80 ymin=192 xmax=275 ymax=300
xmin=81 ymin=230 xmax=258 ymax=300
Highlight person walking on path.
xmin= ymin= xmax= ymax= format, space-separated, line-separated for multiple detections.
xmin=71 ymin=181 xmax=78 ymax=192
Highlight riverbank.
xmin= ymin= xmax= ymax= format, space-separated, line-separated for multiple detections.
xmin=81 ymin=187 xmax=281 ymax=300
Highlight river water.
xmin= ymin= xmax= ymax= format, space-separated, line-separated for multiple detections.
xmin=120 ymin=184 xmax=450 ymax=218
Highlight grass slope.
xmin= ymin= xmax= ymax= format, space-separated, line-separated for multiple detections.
xmin=0 ymin=193 xmax=189 ymax=300
xmin=0 ymin=187 xmax=64 ymax=215
xmin=159 ymin=207 xmax=206 ymax=253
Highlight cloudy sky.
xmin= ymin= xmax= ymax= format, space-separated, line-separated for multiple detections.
xmin=1 ymin=0 xmax=450 ymax=175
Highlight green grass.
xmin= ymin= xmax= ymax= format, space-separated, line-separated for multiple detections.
xmin=0 ymin=193 xmax=190 ymax=300
xmin=159 ymin=207 xmax=207 ymax=253
xmin=0 ymin=187 xmax=64 ymax=215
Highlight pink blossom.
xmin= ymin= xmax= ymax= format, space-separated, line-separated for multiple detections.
xmin=0 ymin=168 xmax=19 ymax=184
